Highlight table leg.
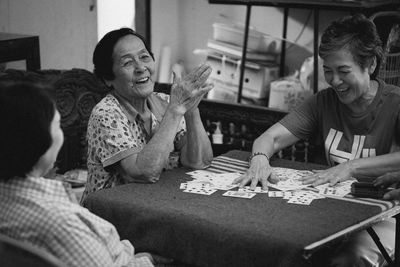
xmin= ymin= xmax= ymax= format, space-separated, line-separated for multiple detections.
xmin=394 ymin=213 xmax=400 ymax=267
xmin=313 ymin=8 xmax=319 ymax=94
xmin=366 ymin=227 xmax=393 ymax=266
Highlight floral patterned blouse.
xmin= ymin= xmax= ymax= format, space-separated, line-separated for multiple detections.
xmin=81 ymin=92 xmax=186 ymax=202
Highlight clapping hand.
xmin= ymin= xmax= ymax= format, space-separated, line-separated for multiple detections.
xmin=169 ymin=63 xmax=214 ymax=115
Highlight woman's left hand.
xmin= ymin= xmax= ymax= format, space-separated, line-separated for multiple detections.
xmin=300 ymin=161 xmax=353 ymax=186
xmin=170 ymin=64 xmax=213 ymax=114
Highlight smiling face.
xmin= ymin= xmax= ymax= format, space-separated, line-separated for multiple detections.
xmin=107 ymin=34 xmax=156 ymax=100
xmin=322 ymin=47 xmax=375 ymax=109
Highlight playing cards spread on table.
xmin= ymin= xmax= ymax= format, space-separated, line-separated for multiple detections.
xmin=314 ymin=180 xmax=355 ymax=197
xmin=181 ymin=168 xmax=353 ymax=204
xmin=267 ymin=190 xmax=324 ymax=205
xmin=181 ymin=170 xmax=241 ymax=196
xmin=268 ymin=167 xmax=314 ymax=191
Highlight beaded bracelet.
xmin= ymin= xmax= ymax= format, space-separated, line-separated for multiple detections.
xmin=248 ymin=152 xmax=270 ymax=163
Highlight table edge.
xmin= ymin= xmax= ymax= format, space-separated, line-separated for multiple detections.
xmin=302 ymin=204 xmax=400 ymax=259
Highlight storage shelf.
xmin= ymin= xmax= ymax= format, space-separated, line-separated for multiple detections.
xmin=209 ymin=0 xmax=399 ymax=9
xmin=208 ymin=0 xmax=400 ymax=101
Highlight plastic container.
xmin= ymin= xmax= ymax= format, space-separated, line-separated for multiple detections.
xmin=212 ymin=121 xmax=224 ymax=144
xmin=261 ymin=35 xmax=280 ymax=54
xmin=213 ymin=23 xmax=263 ymax=52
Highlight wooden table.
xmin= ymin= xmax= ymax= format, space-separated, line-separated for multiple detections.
xmin=0 ymin=33 xmax=40 ymax=70
xmin=83 ymin=150 xmax=400 ymax=267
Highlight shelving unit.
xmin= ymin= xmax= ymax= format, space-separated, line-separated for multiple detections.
xmin=209 ymin=0 xmax=400 ymax=102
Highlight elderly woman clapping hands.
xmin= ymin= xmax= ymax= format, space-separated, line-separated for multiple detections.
xmin=82 ymin=28 xmax=213 ymax=202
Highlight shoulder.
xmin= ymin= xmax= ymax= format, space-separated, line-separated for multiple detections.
xmin=90 ymin=94 xmax=125 ymax=122
xmin=380 ymin=80 xmax=400 ymax=98
xmin=38 ymin=201 xmax=100 ymax=234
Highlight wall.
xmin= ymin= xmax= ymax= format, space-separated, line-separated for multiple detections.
xmin=0 ymin=0 xmax=97 ymax=70
xmin=97 ymin=0 xmax=135 ymax=41
xmin=151 ymin=0 xmax=348 ymax=78
xmin=0 ymin=0 xmax=349 ymax=73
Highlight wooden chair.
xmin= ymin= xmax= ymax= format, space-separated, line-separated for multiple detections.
xmin=370 ymin=11 xmax=400 ymax=86
xmin=0 ymin=233 xmax=66 ymax=267
xmin=0 ymin=68 xmax=110 ymax=173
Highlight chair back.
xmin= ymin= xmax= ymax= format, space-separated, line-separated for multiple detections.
xmin=370 ymin=11 xmax=400 ymax=86
xmin=0 ymin=233 xmax=66 ymax=267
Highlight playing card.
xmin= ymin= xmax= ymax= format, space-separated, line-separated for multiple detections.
xmin=283 ymin=191 xmax=295 ymax=199
xmin=286 ymin=190 xmax=324 ymax=205
xmin=238 ymin=186 xmax=269 ymax=193
xmin=268 ymin=191 xmax=284 ymax=197
xmin=216 ymin=172 xmax=242 ymax=180
xmin=213 ymin=183 xmax=239 ymax=191
xmin=183 ymin=187 xmax=217 ymax=195
xmin=272 ymin=167 xmax=314 ymax=181
xmin=222 ymin=190 xmax=256 ymax=199
xmin=186 ymin=170 xmax=217 ymax=180
xmin=315 ymin=180 xmax=355 ymax=197
xmin=267 ymin=167 xmax=313 ymax=191
xmin=287 ymin=195 xmax=313 ymax=205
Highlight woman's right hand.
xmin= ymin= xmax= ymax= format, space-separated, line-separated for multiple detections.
xmin=169 ymin=63 xmax=213 ymax=115
xmin=234 ymin=156 xmax=277 ymax=190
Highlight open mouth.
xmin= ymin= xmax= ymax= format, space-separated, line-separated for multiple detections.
xmin=335 ymin=87 xmax=349 ymax=94
xmin=135 ymin=77 xmax=150 ymax=84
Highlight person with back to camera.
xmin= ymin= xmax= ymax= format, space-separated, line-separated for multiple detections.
xmin=81 ymin=28 xmax=214 ymax=202
xmin=0 ymin=81 xmax=159 ymax=266
xmin=235 ymin=14 xmax=400 ymax=266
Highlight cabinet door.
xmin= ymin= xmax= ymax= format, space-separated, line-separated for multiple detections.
xmin=0 ymin=0 xmax=97 ymax=70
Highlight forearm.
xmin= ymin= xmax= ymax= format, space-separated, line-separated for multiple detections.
xmin=180 ymin=108 xmax=213 ymax=168
xmin=252 ymin=132 xmax=276 ymax=158
xmin=252 ymin=122 xmax=300 ymax=159
xmin=122 ymin=109 xmax=184 ymax=181
xmin=349 ymin=151 xmax=400 ymax=178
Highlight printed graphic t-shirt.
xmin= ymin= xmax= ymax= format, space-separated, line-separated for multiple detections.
xmin=280 ymin=80 xmax=400 ymax=166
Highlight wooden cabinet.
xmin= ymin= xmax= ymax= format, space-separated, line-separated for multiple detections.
xmin=0 ymin=33 xmax=40 ymax=70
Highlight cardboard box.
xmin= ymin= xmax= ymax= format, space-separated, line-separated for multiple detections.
xmin=206 ymin=55 xmax=279 ymax=100
xmin=268 ymin=79 xmax=313 ymax=112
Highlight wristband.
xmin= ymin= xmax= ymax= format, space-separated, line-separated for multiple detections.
xmin=248 ymin=152 xmax=270 ymax=164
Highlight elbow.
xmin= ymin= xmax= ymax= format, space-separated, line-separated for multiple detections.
xmin=119 ymin=166 xmax=162 ymax=184
xmin=181 ymin=152 xmax=213 ymax=170
xmin=123 ymin=172 xmax=161 ymax=184
xmin=182 ymin=160 xmax=211 ymax=170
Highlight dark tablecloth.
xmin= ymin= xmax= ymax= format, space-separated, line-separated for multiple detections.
xmin=83 ymin=150 xmax=387 ymax=267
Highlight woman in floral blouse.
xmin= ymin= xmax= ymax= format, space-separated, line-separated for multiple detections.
xmin=82 ymin=28 xmax=213 ymax=202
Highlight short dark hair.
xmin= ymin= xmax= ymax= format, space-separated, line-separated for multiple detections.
xmin=319 ymin=13 xmax=383 ymax=78
xmin=93 ymin=28 xmax=154 ymax=81
xmin=0 ymin=82 xmax=56 ymax=180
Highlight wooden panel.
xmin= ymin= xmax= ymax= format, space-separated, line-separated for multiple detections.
xmin=0 ymin=33 xmax=40 ymax=70
xmin=135 ymin=0 xmax=151 ymax=47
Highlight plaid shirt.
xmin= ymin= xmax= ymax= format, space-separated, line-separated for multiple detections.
xmin=0 ymin=176 xmax=153 ymax=267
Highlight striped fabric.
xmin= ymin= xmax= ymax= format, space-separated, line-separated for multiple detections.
xmin=207 ymin=155 xmax=398 ymax=211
